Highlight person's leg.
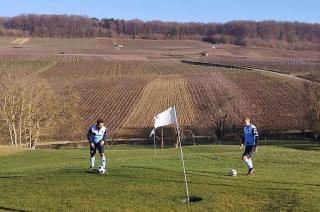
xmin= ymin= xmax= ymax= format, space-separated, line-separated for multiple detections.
xmin=90 ymin=144 xmax=97 ymax=168
xmin=98 ymin=144 xmax=106 ymax=169
xmin=248 ymin=157 xmax=253 ymax=169
xmin=242 ymin=155 xmax=252 ymax=169
xmin=242 ymin=146 xmax=254 ymax=174
xmin=247 ymin=157 xmax=254 ymax=175
xmin=247 ymin=153 xmax=255 ymax=174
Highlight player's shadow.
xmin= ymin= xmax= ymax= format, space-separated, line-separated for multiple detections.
xmin=63 ymin=168 xmax=97 ymax=175
xmin=116 ymin=165 xmax=319 ymax=191
xmin=121 ymin=165 xmax=227 ymax=177
xmin=121 ymin=165 xmax=225 ymax=175
xmin=188 ymin=169 xmax=234 ymax=177
xmin=240 ymin=177 xmax=320 ymax=188
xmin=116 ymin=166 xmax=249 ymax=186
xmin=191 ymin=169 xmax=320 ymax=188
xmin=84 ymin=171 xmax=98 ymax=174
xmin=0 ymin=206 xmax=30 ymax=212
xmin=277 ymin=144 xmax=320 ymax=151
xmin=0 ymin=176 xmax=23 ymax=179
xmin=70 ymin=157 xmax=86 ymax=160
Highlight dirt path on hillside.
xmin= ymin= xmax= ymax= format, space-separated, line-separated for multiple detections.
xmin=182 ymin=60 xmax=319 ymax=85
xmin=250 ymin=67 xmax=319 ymax=84
xmin=10 ymin=38 xmax=30 ymax=45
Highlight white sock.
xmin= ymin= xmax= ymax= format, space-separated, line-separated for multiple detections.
xmin=244 ymin=158 xmax=253 ymax=169
xmin=90 ymin=156 xmax=95 ymax=167
xmin=248 ymin=159 xmax=253 ymax=169
xmin=101 ymin=156 xmax=106 ymax=169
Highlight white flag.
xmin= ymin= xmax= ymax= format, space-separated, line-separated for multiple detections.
xmin=154 ymin=107 xmax=177 ymax=129
xmin=150 ymin=128 xmax=155 ymax=138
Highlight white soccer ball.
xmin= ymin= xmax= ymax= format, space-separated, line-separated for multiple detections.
xmin=229 ymin=169 xmax=237 ymax=176
xmin=98 ymin=166 xmax=106 ymax=174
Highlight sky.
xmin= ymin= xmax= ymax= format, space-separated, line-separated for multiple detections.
xmin=0 ymin=0 xmax=319 ymax=23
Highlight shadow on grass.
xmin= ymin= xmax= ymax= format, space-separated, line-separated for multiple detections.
xmin=278 ymin=144 xmax=320 ymax=151
xmin=61 ymin=165 xmax=320 ymax=190
xmin=260 ymin=141 xmax=320 ymax=151
xmin=120 ymin=165 xmax=226 ymax=177
xmin=190 ymin=169 xmax=320 ymax=188
xmin=111 ymin=170 xmax=296 ymax=192
xmin=63 ymin=168 xmax=98 ymax=175
xmin=119 ymin=165 xmax=209 ymax=179
xmin=240 ymin=176 xmax=320 ymax=188
xmin=117 ymin=165 xmax=320 ymax=190
xmin=70 ymin=157 xmax=86 ymax=160
xmin=0 ymin=206 xmax=30 ymax=212
xmin=112 ymin=166 xmax=233 ymax=186
xmin=0 ymin=176 xmax=23 ymax=179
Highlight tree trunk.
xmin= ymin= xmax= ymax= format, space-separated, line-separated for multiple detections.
xmin=3 ymin=97 xmax=14 ymax=146
xmin=28 ymin=104 xmax=33 ymax=149
xmin=33 ymin=120 xmax=40 ymax=149
xmin=29 ymin=129 xmax=32 ymax=149
xmin=11 ymin=123 xmax=17 ymax=147
xmin=8 ymin=125 xmax=13 ymax=146
xmin=192 ymin=134 xmax=195 ymax=146
xmin=18 ymin=94 xmax=25 ymax=148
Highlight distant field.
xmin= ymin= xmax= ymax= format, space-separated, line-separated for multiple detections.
xmin=0 ymin=37 xmax=319 ymax=140
xmin=0 ymin=37 xmax=212 ymax=58
xmin=1 ymin=37 xmax=319 ymax=59
xmin=36 ymin=59 xmax=311 ymax=137
xmin=192 ymin=56 xmax=320 ymax=82
xmin=0 ymin=142 xmax=319 ymax=211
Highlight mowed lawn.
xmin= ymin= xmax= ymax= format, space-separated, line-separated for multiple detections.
xmin=0 ymin=142 xmax=319 ymax=211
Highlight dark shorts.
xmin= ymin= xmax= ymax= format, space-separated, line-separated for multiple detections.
xmin=242 ymin=145 xmax=254 ymax=158
xmin=90 ymin=142 xmax=105 ymax=154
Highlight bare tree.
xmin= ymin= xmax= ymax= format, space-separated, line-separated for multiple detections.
xmin=304 ymin=82 xmax=320 ymax=131
xmin=0 ymin=72 xmax=82 ymax=148
xmin=54 ymin=87 xmax=83 ymax=140
xmin=211 ymin=96 xmax=235 ymax=143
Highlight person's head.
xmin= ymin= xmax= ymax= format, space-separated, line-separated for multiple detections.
xmin=244 ymin=117 xmax=251 ymax=126
xmin=96 ymin=118 xmax=105 ymax=129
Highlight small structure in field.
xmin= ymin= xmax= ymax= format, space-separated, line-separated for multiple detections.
xmin=200 ymin=51 xmax=208 ymax=57
xmin=113 ymin=40 xmax=124 ymax=49
xmin=116 ymin=44 xmax=123 ymax=48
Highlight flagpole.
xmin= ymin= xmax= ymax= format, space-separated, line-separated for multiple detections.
xmin=173 ymin=105 xmax=190 ymax=203
xmin=153 ymin=129 xmax=157 ymax=157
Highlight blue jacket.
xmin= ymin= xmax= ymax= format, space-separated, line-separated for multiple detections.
xmin=242 ymin=124 xmax=258 ymax=146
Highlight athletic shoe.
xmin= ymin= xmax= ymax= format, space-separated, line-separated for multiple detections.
xmin=247 ymin=168 xmax=255 ymax=175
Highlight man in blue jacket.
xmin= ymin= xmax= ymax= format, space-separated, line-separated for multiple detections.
xmin=240 ymin=117 xmax=258 ymax=175
xmin=87 ymin=119 xmax=107 ymax=170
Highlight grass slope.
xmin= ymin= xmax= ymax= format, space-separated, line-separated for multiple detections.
xmin=0 ymin=143 xmax=319 ymax=211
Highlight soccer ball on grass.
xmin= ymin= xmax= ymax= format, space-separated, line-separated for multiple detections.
xmin=228 ymin=169 xmax=237 ymax=176
xmin=98 ymin=166 xmax=106 ymax=174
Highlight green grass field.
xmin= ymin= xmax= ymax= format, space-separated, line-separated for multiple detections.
xmin=0 ymin=142 xmax=319 ymax=211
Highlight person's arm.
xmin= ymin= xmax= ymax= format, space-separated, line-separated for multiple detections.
xmin=87 ymin=128 xmax=92 ymax=141
xmin=253 ymin=127 xmax=258 ymax=151
xmin=240 ymin=134 xmax=244 ymax=149
xmin=87 ymin=128 xmax=95 ymax=147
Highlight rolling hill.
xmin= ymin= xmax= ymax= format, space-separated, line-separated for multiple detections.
xmin=0 ymin=37 xmax=318 ymax=140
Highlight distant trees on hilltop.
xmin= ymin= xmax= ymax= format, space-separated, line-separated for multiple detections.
xmin=0 ymin=14 xmax=319 ymax=50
